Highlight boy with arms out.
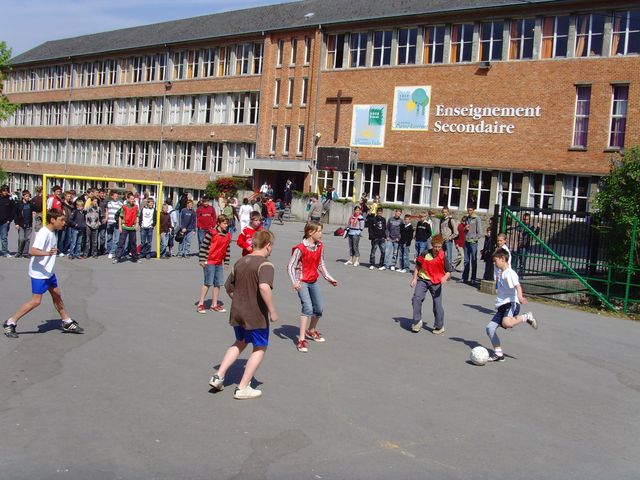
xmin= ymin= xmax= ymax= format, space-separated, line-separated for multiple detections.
xmin=410 ymin=234 xmax=453 ymax=335
xmin=485 ymin=249 xmax=538 ymax=362
xmin=4 ymin=210 xmax=84 ymax=338
xmin=197 ymin=215 xmax=232 ymax=313
xmin=208 ymin=229 xmax=278 ymax=399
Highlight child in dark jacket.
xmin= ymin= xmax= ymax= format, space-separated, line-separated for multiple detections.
xmin=68 ymin=199 xmax=86 ymax=259
xmin=399 ymin=214 xmax=414 ymax=273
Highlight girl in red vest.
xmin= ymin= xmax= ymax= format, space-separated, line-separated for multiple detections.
xmin=287 ymin=221 xmax=337 ymax=353
xmin=409 ymin=234 xmax=453 ymax=335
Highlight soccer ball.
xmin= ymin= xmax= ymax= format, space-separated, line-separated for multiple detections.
xmin=470 ymin=346 xmax=489 ymax=366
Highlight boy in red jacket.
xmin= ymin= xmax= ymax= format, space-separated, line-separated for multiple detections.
xmin=196 ymin=196 xmax=216 ymax=248
xmin=197 ymin=215 xmax=231 ymax=313
xmin=236 ymin=211 xmax=263 ymax=256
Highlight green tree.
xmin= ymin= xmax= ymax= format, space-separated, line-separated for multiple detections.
xmin=0 ymin=41 xmax=19 ymax=121
xmin=594 ymin=145 xmax=640 ymax=266
xmin=0 ymin=165 xmax=8 ymax=185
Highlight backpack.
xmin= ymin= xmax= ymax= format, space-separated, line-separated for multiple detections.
xmin=334 ymin=227 xmax=345 ymax=236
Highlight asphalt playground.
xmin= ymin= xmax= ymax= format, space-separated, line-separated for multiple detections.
xmin=1 ymin=221 xmax=639 ymax=480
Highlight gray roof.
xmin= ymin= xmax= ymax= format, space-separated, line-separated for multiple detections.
xmin=11 ymin=0 xmax=560 ymax=65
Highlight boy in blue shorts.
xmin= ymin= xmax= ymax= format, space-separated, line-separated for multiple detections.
xmin=208 ymin=229 xmax=278 ymax=399
xmin=485 ymin=248 xmax=537 ymax=362
xmin=3 ymin=209 xmax=84 ymax=338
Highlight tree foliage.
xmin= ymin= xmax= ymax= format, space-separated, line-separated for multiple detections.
xmin=204 ymin=177 xmax=249 ymax=200
xmin=594 ymin=145 xmax=640 ymax=266
xmin=0 ymin=41 xmax=19 ymax=121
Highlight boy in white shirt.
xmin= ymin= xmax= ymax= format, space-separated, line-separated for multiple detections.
xmin=3 ymin=209 xmax=84 ymax=338
xmin=485 ymin=248 xmax=537 ymax=362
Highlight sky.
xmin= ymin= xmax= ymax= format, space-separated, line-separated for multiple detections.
xmin=1 ymin=0 xmax=294 ymax=57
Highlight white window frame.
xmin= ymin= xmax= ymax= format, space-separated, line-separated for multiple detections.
xmin=349 ymin=32 xmax=368 ymax=67
xmin=437 ymin=168 xmax=462 ymax=209
xmin=287 ymin=78 xmax=294 ymax=105
xmin=467 ymin=170 xmax=492 ymax=211
xmin=410 ymin=167 xmax=433 ymax=206
xmin=297 ymin=125 xmax=305 ymax=155
xmin=562 ymin=175 xmax=590 ymax=212
xmin=270 ymin=126 xmax=277 ymax=154
xmin=397 ymin=28 xmax=418 ymax=65
xmin=528 ymin=173 xmax=556 ymax=209
xmin=575 ymin=13 xmax=605 ymax=57
xmin=611 ymin=10 xmax=640 ymax=56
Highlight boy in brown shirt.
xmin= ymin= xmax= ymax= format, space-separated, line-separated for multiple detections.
xmin=208 ymin=229 xmax=278 ymax=399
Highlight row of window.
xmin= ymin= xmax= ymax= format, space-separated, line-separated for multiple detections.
xmin=325 ymin=10 xmax=639 ymax=69
xmin=270 ymin=125 xmax=305 ymax=156
xmin=275 ymin=37 xmax=313 ymax=67
xmin=273 ymin=77 xmax=308 ymax=107
xmin=572 ymin=84 xmax=628 ymax=149
xmin=318 ymin=165 xmax=592 ymax=212
xmin=3 ymin=42 xmax=265 ymax=93
xmin=1 ymin=93 xmax=260 ymax=128
xmin=0 ymin=139 xmax=255 ymax=175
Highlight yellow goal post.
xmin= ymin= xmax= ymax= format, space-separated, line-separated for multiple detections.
xmin=42 ymin=174 xmax=164 ymax=259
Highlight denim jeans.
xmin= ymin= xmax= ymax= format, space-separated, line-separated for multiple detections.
xmin=463 ymin=241 xmax=479 ymax=282
xmin=84 ymin=227 xmax=99 ymax=257
xmin=369 ymin=238 xmax=385 ymax=267
xmin=178 ymin=230 xmax=193 ymax=257
xmin=296 ymin=281 xmax=323 ymax=317
xmin=98 ymin=223 xmax=107 ymax=254
xmin=0 ymin=221 xmax=10 ymax=255
xmin=443 ymin=240 xmax=456 ymax=267
xmin=140 ymin=227 xmax=154 ymax=258
xmin=399 ymin=244 xmax=410 ymax=270
xmin=385 ymin=240 xmax=400 ymax=268
xmin=197 ymin=228 xmax=207 ymax=249
xmin=160 ymin=232 xmax=171 ymax=257
xmin=68 ymin=228 xmax=84 ymax=258
xmin=414 ymin=240 xmax=428 ymax=259
xmin=106 ymin=223 xmax=120 ymax=255
xmin=263 ymin=217 xmax=272 ymax=230
xmin=17 ymin=226 xmax=32 ymax=256
xmin=348 ymin=235 xmax=361 ymax=257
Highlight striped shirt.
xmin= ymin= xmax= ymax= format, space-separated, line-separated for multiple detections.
xmin=106 ymin=200 xmax=122 ymax=225
xmin=287 ymin=238 xmax=335 ymax=285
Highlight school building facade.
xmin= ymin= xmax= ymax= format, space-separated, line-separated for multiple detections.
xmin=1 ymin=0 xmax=638 ymax=212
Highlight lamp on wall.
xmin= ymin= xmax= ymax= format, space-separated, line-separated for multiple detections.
xmin=479 ymin=61 xmax=492 ymax=69
xmin=164 ymin=81 xmax=172 ymax=90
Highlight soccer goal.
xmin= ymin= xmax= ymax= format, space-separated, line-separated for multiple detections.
xmin=42 ymin=174 xmax=164 ymax=259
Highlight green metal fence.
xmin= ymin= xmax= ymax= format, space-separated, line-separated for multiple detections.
xmin=498 ymin=207 xmax=639 ymax=314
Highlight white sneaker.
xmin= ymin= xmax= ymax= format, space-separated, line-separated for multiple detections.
xmin=344 ymin=260 xmax=353 ymax=265
xmin=209 ymin=374 xmax=224 ymax=391
xmin=234 ymin=385 xmax=262 ymax=399
xmin=378 ymin=266 xmax=386 ymax=271
xmin=523 ymin=312 xmax=538 ymax=329
xmin=353 ymin=261 xmax=360 ymax=267
xmin=411 ymin=320 xmax=423 ymax=333
xmin=390 ymin=266 xmax=396 ymax=271
xmin=399 ymin=269 xmax=407 ymax=273
xmin=4 ymin=253 xmax=14 ymax=258
xmin=107 ymin=253 xmax=113 ymax=259
xmin=369 ymin=265 xmax=375 ymax=270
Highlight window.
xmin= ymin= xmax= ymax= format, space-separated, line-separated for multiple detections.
xmin=528 ymin=173 xmax=555 ymax=209
xmin=438 ymin=168 xmax=462 ymax=208
xmin=612 ymin=10 xmax=640 ymax=55
xmin=203 ymin=49 xmax=215 ymax=77
xmin=287 ymin=78 xmax=294 ymax=105
xmin=301 ymin=77 xmax=308 ymax=106
xmin=450 ymin=24 xmax=473 ymax=63
xmin=609 ymin=84 xmax=628 ymax=149
xmin=509 ymin=18 xmax=535 ymax=60
xmin=338 ymin=171 xmax=356 ymax=198
xmin=316 ymin=170 xmax=334 ymax=194
xmin=283 ymin=125 xmax=291 ymax=154
xmin=168 ymin=97 xmax=181 ymax=125
xmin=349 ymin=33 xmax=367 ymax=67
xmin=386 ymin=165 xmax=406 ymax=203
xmin=372 ymin=31 xmax=392 ymax=66
xmin=232 ymin=93 xmax=245 ymax=124
xmin=297 ymin=125 xmax=305 ymax=154
xmin=498 ymin=172 xmax=523 ymax=207
xmin=304 ymin=37 xmax=312 ymax=64
xmin=164 ymin=143 xmax=176 ymax=170
xmin=467 ymin=170 xmax=491 ymax=210
xmin=541 ymin=15 xmax=569 ymax=58
xmin=253 ymin=43 xmax=264 ymax=74
xmin=213 ymin=94 xmax=228 ymax=124
xmin=173 ymin=52 xmax=186 ymax=80
xmin=277 ymin=39 xmax=284 ymax=66
xmin=248 ymin=92 xmax=259 ymax=124
xmin=575 ymin=13 xmax=605 ymax=57
xmin=326 ymin=34 xmax=345 ymax=69
xmin=274 ymin=79 xmax=281 ymax=106
xmin=270 ymin=126 xmax=277 ymax=153
xmin=132 ymin=57 xmax=143 ymax=83
xmin=210 ymin=143 xmax=223 ymax=172
xmin=479 ymin=21 xmax=504 ymax=61
xmin=572 ymin=86 xmax=591 ymax=148
xmin=361 ymin=164 xmax=382 ymax=198
xmin=423 ymin=26 xmax=445 ymax=64
xmin=398 ymin=28 xmax=418 ymax=65
xmin=217 ymin=47 xmax=228 ymax=77
xmin=410 ymin=167 xmax=432 ymax=205
xmin=235 ymin=44 xmax=251 ymax=75
xmin=290 ymin=39 xmax=298 ymax=65
xmin=562 ymin=176 xmax=590 ymax=211
xmin=227 ymin=143 xmax=240 ymax=174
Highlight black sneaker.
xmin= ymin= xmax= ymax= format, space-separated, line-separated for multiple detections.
xmin=62 ymin=320 xmax=84 ymax=334
xmin=488 ymin=353 xmax=505 ymax=362
xmin=3 ymin=322 xmax=18 ymax=338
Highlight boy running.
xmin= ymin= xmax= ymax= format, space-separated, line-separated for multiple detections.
xmin=485 ymin=248 xmax=538 ymax=362
xmin=4 ymin=209 xmax=84 ymax=338
xmin=237 ymin=211 xmax=263 ymax=257
xmin=208 ymin=229 xmax=278 ymax=399
xmin=197 ymin=215 xmax=232 ymax=314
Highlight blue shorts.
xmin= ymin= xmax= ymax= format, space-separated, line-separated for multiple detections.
xmin=491 ymin=302 xmax=520 ymax=327
xmin=233 ymin=326 xmax=269 ymax=347
xmin=203 ymin=264 xmax=224 ymax=286
xmin=31 ymin=275 xmax=58 ymax=295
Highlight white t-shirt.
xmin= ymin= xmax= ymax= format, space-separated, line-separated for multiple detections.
xmin=495 ymin=267 xmax=520 ymax=307
xmin=141 ymin=206 xmax=155 ymax=228
xmin=29 ymin=227 xmax=57 ymax=279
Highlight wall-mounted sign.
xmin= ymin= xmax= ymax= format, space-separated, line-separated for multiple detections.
xmin=351 ymin=104 xmax=386 ymax=147
xmin=433 ymin=104 xmax=542 ymax=134
xmin=392 ymin=86 xmax=431 ymax=131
